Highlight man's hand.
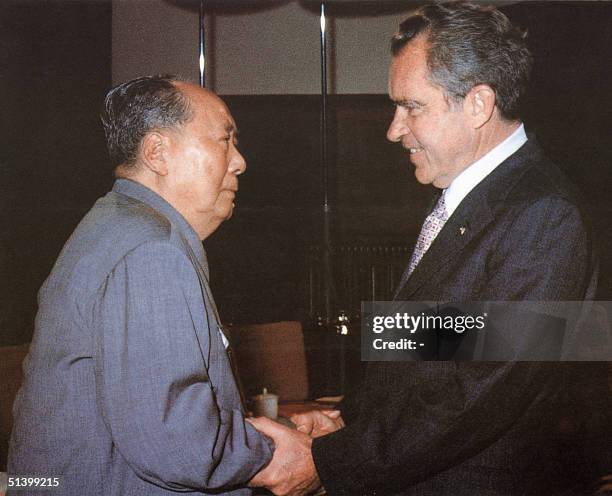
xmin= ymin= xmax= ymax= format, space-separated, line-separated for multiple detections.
xmin=248 ymin=417 xmax=320 ymax=496
xmin=290 ymin=409 xmax=345 ymax=438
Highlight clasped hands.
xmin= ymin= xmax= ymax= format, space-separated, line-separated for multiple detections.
xmin=247 ymin=409 xmax=345 ymax=496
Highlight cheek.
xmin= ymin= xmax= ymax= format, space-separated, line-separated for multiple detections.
xmin=424 ymin=116 xmax=462 ymax=153
xmin=206 ymin=152 xmax=229 ymax=184
xmin=409 ymin=116 xmax=437 ymax=145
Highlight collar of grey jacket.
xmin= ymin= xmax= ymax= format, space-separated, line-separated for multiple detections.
xmin=112 ymin=178 xmax=209 ymax=276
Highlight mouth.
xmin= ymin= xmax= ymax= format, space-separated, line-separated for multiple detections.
xmin=401 ymin=140 xmax=425 ymax=157
xmin=228 ymin=190 xmax=237 ymax=208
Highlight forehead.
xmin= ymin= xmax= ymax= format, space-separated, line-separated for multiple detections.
xmin=388 ymin=36 xmax=435 ymax=99
xmin=179 ymin=83 xmax=236 ymax=131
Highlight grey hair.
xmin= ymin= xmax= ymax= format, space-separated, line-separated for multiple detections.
xmin=391 ymin=2 xmax=532 ymax=120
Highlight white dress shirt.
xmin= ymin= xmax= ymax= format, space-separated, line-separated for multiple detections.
xmin=443 ymin=124 xmax=528 ymax=217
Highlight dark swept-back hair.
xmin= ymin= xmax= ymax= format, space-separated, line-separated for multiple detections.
xmin=100 ymin=74 xmax=193 ymax=169
xmin=391 ymin=2 xmax=532 ymax=121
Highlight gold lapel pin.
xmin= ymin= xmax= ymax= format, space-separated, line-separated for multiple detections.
xmin=459 ymin=227 xmax=467 ymax=236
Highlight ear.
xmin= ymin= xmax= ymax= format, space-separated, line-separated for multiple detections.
xmin=465 ymin=84 xmax=496 ymax=129
xmin=140 ymin=131 xmax=170 ymax=176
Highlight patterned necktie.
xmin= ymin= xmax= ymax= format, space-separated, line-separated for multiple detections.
xmin=407 ymin=194 xmax=448 ymax=276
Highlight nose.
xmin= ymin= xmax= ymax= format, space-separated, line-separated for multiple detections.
xmin=229 ymin=146 xmax=246 ymax=175
xmin=386 ymin=107 xmax=409 ymax=143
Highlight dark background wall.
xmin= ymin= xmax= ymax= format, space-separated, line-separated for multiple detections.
xmin=1 ymin=0 xmax=113 ymax=345
xmin=509 ymin=1 xmax=612 ymax=297
xmin=1 ymin=1 xmax=611 ymax=346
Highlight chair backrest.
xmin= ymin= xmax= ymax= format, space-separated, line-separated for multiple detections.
xmin=0 ymin=343 xmax=30 ymax=470
xmin=224 ymin=321 xmax=309 ymax=403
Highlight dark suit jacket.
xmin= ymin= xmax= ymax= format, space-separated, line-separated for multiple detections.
xmin=8 ymin=179 xmax=272 ymax=495
xmin=312 ymin=139 xmax=605 ymax=495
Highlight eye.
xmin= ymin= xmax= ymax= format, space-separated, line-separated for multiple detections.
xmin=405 ymin=105 xmax=423 ymax=116
xmin=397 ymin=101 xmax=424 ymax=117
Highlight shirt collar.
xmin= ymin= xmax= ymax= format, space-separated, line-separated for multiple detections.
xmin=443 ymin=123 xmax=528 ymax=217
xmin=112 ymin=178 xmax=209 ymax=272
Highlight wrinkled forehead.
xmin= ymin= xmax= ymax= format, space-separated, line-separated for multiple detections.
xmin=388 ymin=37 xmax=434 ymax=97
xmin=390 ymin=36 xmax=430 ymax=77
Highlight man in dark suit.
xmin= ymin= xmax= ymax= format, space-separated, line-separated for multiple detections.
xmin=8 ymin=76 xmax=276 ymax=495
xmin=249 ymin=3 xmax=603 ymax=495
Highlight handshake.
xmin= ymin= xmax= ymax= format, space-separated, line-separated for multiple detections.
xmin=246 ymin=409 xmax=345 ymax=496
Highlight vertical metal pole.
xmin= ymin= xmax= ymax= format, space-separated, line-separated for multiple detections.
xmin=319 ymin=3 xmax=346 ymax=395
xmin=320 ymin=2 xmax=331 ymax=323
xmin=319 ymin=2 xmax=339 ymax=394
xmin=199 ymin=0 xmax=206 ymax=87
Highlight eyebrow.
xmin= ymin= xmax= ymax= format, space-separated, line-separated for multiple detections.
xmin=392 ymin=98 xmax=425 ymax=107
xmin=223 ymin=121 xmax=238 ymax=134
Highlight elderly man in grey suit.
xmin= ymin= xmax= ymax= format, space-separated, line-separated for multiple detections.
xmin=8 ymin=76 xmax=274 ymax=495
xmin=249 ymin=3 xmax=604 ymax=495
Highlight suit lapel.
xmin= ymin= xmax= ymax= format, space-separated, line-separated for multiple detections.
xmin=393 ymin=192 xmax=441 ymax=299
xmin=395 ymin=139 xmax=541 ymax=300
xmin=179 ymin=236 xmax=246 ymax=408
xmin=399 ymin=195 xmax=495 ymax=299
xmin=179 ymin=235 xmax=226 ymax=371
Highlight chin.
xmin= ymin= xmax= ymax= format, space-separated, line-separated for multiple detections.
xmin=432 ymin=173 xmax=454 ymax=189
xmin=414 ymin=170 xmax=434 ymax=186
xmin=213 ymin=201 xmax=235 ymax=221
xmin=222 ymin=205 xmax=234 ymax=220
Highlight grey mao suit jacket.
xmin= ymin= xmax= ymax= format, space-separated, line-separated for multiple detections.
xmin=8 ymin=179 xmax=272 ymax=495
xmin=312 ymin=139 xmax=605 ymax=495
